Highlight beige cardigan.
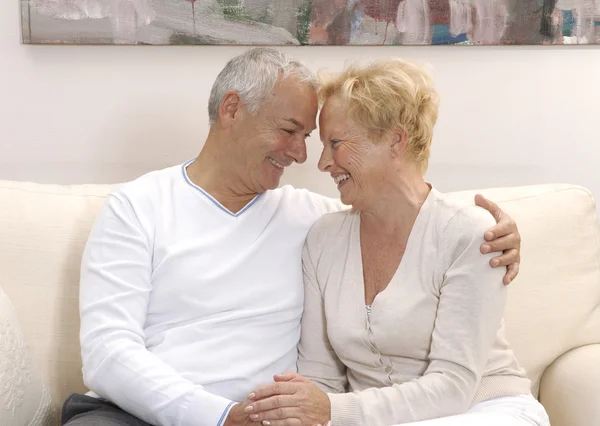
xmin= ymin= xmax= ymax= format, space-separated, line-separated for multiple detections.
xmin=297 ymin=188 xmax=531 ymax=426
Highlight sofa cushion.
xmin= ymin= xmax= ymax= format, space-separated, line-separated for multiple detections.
xmin=0 ymin=180 xmax=116 ymax=415
xmin=449 ymin=184 xmax=600 ymax=398
xmin=0 ymin=283 xmax=55 ymax=425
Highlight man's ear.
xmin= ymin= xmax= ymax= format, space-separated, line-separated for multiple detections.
xmin=219 ymin=90 xmax=242 ymax=128
xmin=390 ymin=130 xmax=408 ymax=158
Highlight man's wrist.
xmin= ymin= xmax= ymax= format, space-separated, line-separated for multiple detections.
xmin=218 ymin=402 xmax=237 ymax=426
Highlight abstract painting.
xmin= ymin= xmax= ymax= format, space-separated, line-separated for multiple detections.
xmin=21 ymin=0 xmax=600 ymax=45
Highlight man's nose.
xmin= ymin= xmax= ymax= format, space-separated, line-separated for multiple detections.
xmin=288 ymin=137 xmax=308 ymax=164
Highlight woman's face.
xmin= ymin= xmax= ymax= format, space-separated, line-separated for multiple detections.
xmin=318 ymin=94 xmax=392 ymax=209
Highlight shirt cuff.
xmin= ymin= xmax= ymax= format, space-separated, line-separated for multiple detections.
xmin=180 ymin=388 xmax=236 ymax=426
xmin=217 ymin=401 xmax=236 ymax=426
xmin=328 ymin=392 xmax=361 ymax=426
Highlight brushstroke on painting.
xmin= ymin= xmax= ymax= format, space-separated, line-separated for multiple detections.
xmin=21 ymin=0 xmax=600 ymax=45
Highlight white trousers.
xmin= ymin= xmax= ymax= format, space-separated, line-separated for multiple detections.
xmin=398 ymin=394 xmax=550 ymax=426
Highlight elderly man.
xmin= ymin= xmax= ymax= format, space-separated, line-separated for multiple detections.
xmin=60 ymin=48 xmax=521 ymax=426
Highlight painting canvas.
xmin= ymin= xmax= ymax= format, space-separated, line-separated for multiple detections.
xmin=21 ymin=0 xmax=600 ymax=45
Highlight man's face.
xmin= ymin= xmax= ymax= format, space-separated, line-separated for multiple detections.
xmin=231 ymin=76 xmax=318 ymax=193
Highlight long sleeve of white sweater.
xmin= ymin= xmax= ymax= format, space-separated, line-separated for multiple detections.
xmin=80 ymin=193 xmax=235 ymax=426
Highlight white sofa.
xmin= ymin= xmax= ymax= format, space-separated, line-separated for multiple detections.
xmin=0 ymin=179 xmax=599 ymax=426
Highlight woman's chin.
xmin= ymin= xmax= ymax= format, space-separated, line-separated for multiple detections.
xmin=339 ymin=193 xmax=354 ymax=206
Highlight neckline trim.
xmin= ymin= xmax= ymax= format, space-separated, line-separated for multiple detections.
xmin=181 ymin=159 xmax=263 ymax=218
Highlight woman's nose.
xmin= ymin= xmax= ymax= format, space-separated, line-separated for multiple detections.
xmin=318 ymin=146 xmax=333 ymax=172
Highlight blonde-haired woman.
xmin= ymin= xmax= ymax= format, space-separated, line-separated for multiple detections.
xmin=244 ymin=59 xmax=551 ymax=426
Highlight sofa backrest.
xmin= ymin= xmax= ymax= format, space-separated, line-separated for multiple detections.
xmin=1 ymin=180 xmax=599 ymax=413
xmin=0 ymin=180 xmax=116 ymax=412
xmin=450 ymin=184 xmax=600 ymax=397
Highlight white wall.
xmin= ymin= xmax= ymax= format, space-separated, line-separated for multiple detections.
xmin=2 ymin=0 xmax=600 ymax=203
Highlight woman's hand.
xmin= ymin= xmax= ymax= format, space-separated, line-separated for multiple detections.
xmin=245 ymin=380 xmax=331 ymax=426
xmin=475 ymin=194 xmax=521 ymax=285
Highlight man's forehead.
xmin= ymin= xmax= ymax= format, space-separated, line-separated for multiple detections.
xmin=283 ymin=117 xmax=316 ymax=132
xmin=283 ymin=117 xmax=304 ymax=128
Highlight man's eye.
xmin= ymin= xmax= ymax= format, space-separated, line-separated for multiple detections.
xmin=331 ymin=139 xmax=341 ymax=147
xmin=283 ymin=129 xmax=295 ymax=135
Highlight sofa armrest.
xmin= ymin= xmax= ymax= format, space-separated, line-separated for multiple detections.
xmin=539 ymin=344 xmax=600 ymax=426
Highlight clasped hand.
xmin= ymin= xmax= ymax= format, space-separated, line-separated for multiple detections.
xmin=242 ymin=371 xmax=331 ymax=426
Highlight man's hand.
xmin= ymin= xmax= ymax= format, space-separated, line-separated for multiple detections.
xmin=475 ymin=194 xmax=521 ymax=285
xmin=273 ymin=371 xmax=312 ymax=384
xmin=223 ymin=401 xmax=255 ymax=426
xmin=245 ymin=381 xmax=330 ymax=426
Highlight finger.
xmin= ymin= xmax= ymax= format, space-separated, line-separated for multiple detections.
xmin=274 ymin=370 xmax=297 ymax=380
xmin=481 ymin=234 xmax=519 ymax=254
xmin=475 ymin=194 xmax=513 ymax=242
xmin=489 ymin=248 xmax=519 ymax=268
xmin=286 ymin=376 xmax=311 ymax=383
xmin=249 ymin=383 xmax=299 ymax=401
xmin=474 ymin=194 xmax=502 ymax=224
xmin=248 ymin=406 xmax=301 ymax=422
xmin=483 ymin=217 xmax=518 ymax=241
xmin=274 ymin=376 xmax=295 ymax=382
xmin=246 ymin=395 xmax=298 ymax=414
xmin=274 ymin=375 xmax=294 ymax=382
xmin=504 ymin=262 xmax=519 ymax=285
xmin=273 ymin=372 xmax=310 ymax=383
xmin=259 ymin=419 xmax=302 ymax=426
xmin=274 ymin=372 xmax=310 ymax=383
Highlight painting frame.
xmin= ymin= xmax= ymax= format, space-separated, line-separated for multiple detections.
xmin=20 ymin=0 xmax=600 ymax=46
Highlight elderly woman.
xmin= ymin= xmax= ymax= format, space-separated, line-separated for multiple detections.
xmin=245 ymin=60 xmax=550 ymax=426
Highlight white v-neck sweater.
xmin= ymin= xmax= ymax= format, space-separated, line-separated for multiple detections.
xmin=79 ymin=161 xmax=342 ymax=426
xmin=297 ymin=188 xmax=531 ymax=426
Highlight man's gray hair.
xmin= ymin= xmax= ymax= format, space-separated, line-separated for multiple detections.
xmin=208 ymin=47 xmax=318 ymax=125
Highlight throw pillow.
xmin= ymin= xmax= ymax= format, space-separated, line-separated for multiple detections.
xmin=0 ymin=286 xmax=55 ymax=425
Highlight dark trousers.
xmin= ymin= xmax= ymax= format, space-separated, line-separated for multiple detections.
xmin=61 ymin=393 xmax=152 ymax=426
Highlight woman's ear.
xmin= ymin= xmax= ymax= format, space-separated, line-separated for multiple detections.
xmin=390 ymin=130 xmax=408 ymax=158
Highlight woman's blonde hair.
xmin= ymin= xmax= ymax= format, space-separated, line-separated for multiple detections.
xmin=318 ymin=59 xmax=440 ymax=173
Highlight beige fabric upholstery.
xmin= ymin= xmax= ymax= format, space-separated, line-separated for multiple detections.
xmin=539 ymin=344 xmax=600 ymax=426
xmin=450 ymin=185 xmax=600 ymax=402
xmin=0 ymin=179 xmax=599 ymax=426
xmin=0 ymin=284 xmax=55 ymax=425
xmin=0 ymin=180 xmax=116 ymax=422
